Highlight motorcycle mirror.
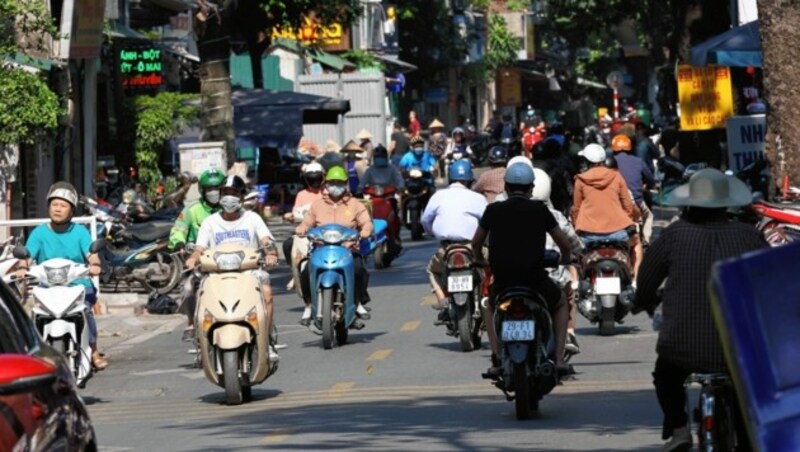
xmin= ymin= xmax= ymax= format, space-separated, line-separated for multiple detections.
xmin=184 ymin=243 xmax=196 ymax=253
xmin=12 ymin=245 xmax=30 ymax=260
xmin=90 ymin=239 xmax=107 ymax=254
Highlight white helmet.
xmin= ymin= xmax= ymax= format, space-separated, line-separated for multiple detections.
xmin=303 ymin=162 xmax=325 ymax=174
xmin=531 ymin=168 xmax=552 ymax=202
xmin=506 ymin=155 xmax=534 ymax=170
xmin=579 ymin=143 xmax=607 ymax=163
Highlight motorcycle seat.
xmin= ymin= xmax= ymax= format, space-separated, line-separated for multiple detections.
xmin=585 ymin=240 xmax=629 ymax=252
xmin=120 ymin=221 xmax=173 ymax=242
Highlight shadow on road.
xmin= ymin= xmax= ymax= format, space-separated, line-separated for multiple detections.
xmin=299 ymin=331 xmax=387 ymax=348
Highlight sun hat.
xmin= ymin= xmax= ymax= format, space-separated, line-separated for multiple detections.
xmin=579 ymin=144 xmax=607 ymax=163
xmin=356 ymin=129 xmax=373 ymax=140
xmin=429 ymin=119 xmax=445 ymax=129
xmin=340 ymin=140 xmax=365 ymax=153
xmin=666 ymin=168 xmax=752 ymax=208
xmin=504 ymin=162 xmax=536 ymax=185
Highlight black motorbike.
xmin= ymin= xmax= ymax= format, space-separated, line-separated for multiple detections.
xmin=402 ymin=169 xmax=434 ymax=241
xmin=483 ymin=250 xmax=562 ymax=420
xmin=438 ymin=243 xmax=484 ymax=352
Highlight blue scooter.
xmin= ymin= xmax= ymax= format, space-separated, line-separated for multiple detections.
xmin=307 ymin=224 xmax=360 ymax=350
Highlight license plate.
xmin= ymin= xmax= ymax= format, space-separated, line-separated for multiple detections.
xmin=447 ymin=275 xmax=473 ymax=292
xmin=595 ymin=277 xmax=621 ymax=295
xmin=501 ymin=320 xmax=535 ymax=342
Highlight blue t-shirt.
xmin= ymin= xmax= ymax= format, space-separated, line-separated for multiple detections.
xmin=399 ymin=151 xmax=437 ymax=173
xmin=26 ymin=223 xmax=93 ymax=288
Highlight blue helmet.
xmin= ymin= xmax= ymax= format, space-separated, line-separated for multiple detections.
xmin=488 ymin=145 xmax=508 ymax=165
xmin=449 ymin=160 xmax=474 ymax=183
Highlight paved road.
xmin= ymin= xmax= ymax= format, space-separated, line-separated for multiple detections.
xmin=84 ymin=223 xmax=668 ymax=451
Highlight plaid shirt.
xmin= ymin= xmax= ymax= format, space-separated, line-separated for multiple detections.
xmin=635 ymin=218 xmax=767 ymax=372
xmin=473 ymin=168 xmax=506 ymax=203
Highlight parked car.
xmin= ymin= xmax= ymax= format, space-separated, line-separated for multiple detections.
xmin=0 ymin=279 xmax=97 ymax=451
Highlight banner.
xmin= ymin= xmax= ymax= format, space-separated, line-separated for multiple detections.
xmin=726 ymin=114 xmax=767 ymax=173
xmin=677 ymin=65 xmax=734 ymax=131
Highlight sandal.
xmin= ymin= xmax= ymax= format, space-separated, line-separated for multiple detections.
xmin=92 ymin=352 xmax=109 ymax=370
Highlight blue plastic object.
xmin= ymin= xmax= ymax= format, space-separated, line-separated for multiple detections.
xmin=255 ymin=184 xmax=269 ymax=204
xmin=307 ymin=224 xmax=359 ymax=329
xmin=710 ymin=242 xmax=800 ymax=451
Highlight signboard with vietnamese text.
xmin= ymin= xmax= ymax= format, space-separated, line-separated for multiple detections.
xmin=498 ymin=68 xmax=522 ymax=107
xmin=119 ymin=46 xmax=164 ymax=90
xmin=726 ymin=115 xmax=767 ymax=173
xmin=272 ymin=17 xmax=351 ymax=52
xmin=677 ymin=65 xmax=734 ymax=131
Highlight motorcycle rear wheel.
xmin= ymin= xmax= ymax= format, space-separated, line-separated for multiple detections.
xmin=599 ymin=305 xmax=616 ymax=336
xmin=321 ymin=288 xmax=335 ymax=350
xmin=223 ymin=350 xmax=243 ymax=405
xmin=409 ymin=209 xmax=424 ymax=241
xmin=374 ymin=243 xmax=387 ymax=269
xmin=456 ymin=304 xmax=474 ymax=352
xmin=141 ymin=251 xmax=183 ymax=294
xmin=513 ymin=363 xmax=533 ymax=420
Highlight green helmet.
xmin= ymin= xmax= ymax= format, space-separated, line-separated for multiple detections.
xmin=199 ymin=168 xmax=224 ymax=189
xmin=326 ymin=166 xmax=348 ymax=182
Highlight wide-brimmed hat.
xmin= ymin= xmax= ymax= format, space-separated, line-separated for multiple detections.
xmin=666 ymin=168 xmax=752 ymax=208
xmin=356 ymin=129 xmax=373 ymax=140
xmin=429 ymin=119 xmax=445 ymax=129
xmin=325 ymin=139 xmax=340 ymax=152
xmin=340 ymin=140 xmax=365 ymax=154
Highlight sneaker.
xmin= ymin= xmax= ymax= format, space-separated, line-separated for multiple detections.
xmin=662 ymin=426 xmax=692 ymax=452
xmin=181 ymin=327 xmax=195 ymax=343
xmin=357 ymin=304 xmax=371 ymax=320
xmin=300 ymin=306 xmax=312 ymax=324
xmin=565 ymin=332 xmax=581 ymax=355
xmin=268 ymin=345 xmax=280 ymax=364
xmin=286 ymin=278 xmax=295 ymax=291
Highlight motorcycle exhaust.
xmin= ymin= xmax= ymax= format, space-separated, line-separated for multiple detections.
xmin=537 ymin=361 xmax=555 ymax=378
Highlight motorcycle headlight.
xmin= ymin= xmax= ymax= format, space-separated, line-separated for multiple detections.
xmin=213 ymin=251 xmax=245 ymax=271
xmin=374 ymin=186 xmax=385 ymax=197
xmin=409 ymin=169 xmax=423 ymax=178
xmin=44 ymin=264 xmax=70 ymax=286
xmin=322 ymin=229 xmax=343 ymax=244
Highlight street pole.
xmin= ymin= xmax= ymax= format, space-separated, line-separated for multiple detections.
xmin=613 ymin=81 xmax=619 ymax=119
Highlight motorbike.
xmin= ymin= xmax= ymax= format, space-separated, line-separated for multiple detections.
xmin=469 ymin=132 xmax=495 ymax=166
xmin=438 ymin=242 xmax=484 ymax=352
xmin=193 ymin=243 xmax=278 ymax=405
xmin=402 ymin=169 xmax=434 ymax=241
xmin=306 ymin=224 xmax=361 ymax=350
xmin=0 ymin=236 xmax=24 ymax=287
xmin=750 ymin=199 xmax=800 ymax=246
xmin=483 ymin=250 xmax=563 ymax=420
xmin=13 ymin=240 xmax=104 ymax=388
xmin=576 ymin=238 xmax=636 ymax=336
xmin=363 ymin=184 xmax=402 ymax=269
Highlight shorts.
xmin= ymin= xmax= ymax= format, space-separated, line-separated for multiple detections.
xmin=490 ymin=276 xmax=563 ymax=311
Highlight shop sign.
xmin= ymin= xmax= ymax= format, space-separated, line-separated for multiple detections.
xmin=498 ymin=68 xmax=522 ymax=107
xmin=726 ymin=114 xmax=767 ymax=173
xmin=677 ymin=65 xmax=734 ymax=131
xmin=119 ymin=46 xmax=164 ymax=89
xmin=272 ymin=17 xmax=351 ymax=52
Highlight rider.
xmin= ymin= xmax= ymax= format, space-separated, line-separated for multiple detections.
xmin=473 ymin=145 xmax=508 ymax=202
xmin=295 ymin=166 xmax=374 ymax=326
xmin=421 ymin=160 xmax=487 ymax=311
xmin=282 ymin=162 xmax=326 ymax=291
xmin=185 ymin=175 xmax=280 ymax=361
xmin=20 ymin=182 xmax=107 ymax=369
xmin=472 ymin=163 xmax=573 ymax=376
xmin=360 ymin=145 xmax=405 ymax=191
xmin=444 ymin=127 xmax=474 ymax=164
xmin=612 ymin=134 xmax=655 ymax=246
xmin=168 ymin=168 xmax=224 ymax=338
xmin=399 ymin=136 xmax=437 ymax=175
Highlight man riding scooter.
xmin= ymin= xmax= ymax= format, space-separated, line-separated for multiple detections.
xmin=185 ymin=175 xmax=280 ymax=362
xmin=361 ymin=145 xmax=405 ymax=259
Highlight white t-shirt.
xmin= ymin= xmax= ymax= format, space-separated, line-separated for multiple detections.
xmin=196 ymin=211 xmax=274 ymax=250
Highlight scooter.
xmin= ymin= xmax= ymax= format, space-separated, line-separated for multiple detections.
xmin=363 ymin=184 xmax=401 ymax=269
xmin=483 ymin=250 xmax=563 ymax=420
xmin=577 ymin=239 xmax=636 ymax=335
xmin=13 ymin=240 xmax=104 ymax=388
xmin=402 ymin=169 xmax=434 ymax=241
xmin=306 ymin=224 xmax=360 ymax=350
xmin=439 ymin=243 xmax=483 ymax=352
xmin=194 ymin=243 xmax=278 ymax=405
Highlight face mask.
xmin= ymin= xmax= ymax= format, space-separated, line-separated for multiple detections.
xmin=327 ymin=185 xmax=346 ymax=198
xmin=220 ymin=195 xmax=242 ymax=213
xmin=413 ymin=148 xmax=424 ymax=156
xmin=205 ymin=190 xmax=220 ymax=205
xmin=374 ymin=157 xmax=388 ymax=167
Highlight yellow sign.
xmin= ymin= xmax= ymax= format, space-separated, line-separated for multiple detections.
xmin=498 ymin=68 xmax=522 ymax=107
xmin=678 ymin=65 xmax=734 ymax=131
xmin=272 ymin=17 xmax=349 ymax=51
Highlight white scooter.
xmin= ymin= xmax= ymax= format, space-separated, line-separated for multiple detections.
xmin=14 ymin=241 xmax=103 ymax=388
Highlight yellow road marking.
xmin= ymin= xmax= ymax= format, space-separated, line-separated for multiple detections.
xmin=420 ymin=295 xmax=437 ymax=306
xmin=400 ymin=320 xmax=421 ymax=332
xmin=325 ymin=382 xmax=354 ymax=399
xmin=262 ymin=428 xmax=293 ymax=443
xmin=366 ymin=348 xmax=393 ymax=361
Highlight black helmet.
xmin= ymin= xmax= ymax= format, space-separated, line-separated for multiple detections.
xmin=373 ymin=145 xmax=389 ymax=158
xmin=604 ymin=155 xmax=619 ymax=170
xmin=488 ymin=146 xmax=508 ymax=165
xmin=220 ymin=175 xmax=246 ymax=195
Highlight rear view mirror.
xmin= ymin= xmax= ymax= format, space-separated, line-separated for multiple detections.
xmin=0 ymin=355 xmax=57 ymax=395
xmin=12 ymin=245 xmax=30 ymax=260
xmin=90 ymin=239 xmax=107 ymax=254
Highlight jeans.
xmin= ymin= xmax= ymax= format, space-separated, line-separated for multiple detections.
xmin=84 ymin=285 xmax=98 ymax=345
xmin=300 ymin=252 xmax=370 ymax=305
xmin=580 ymin=230 xmax=629 ymax=246
xmin=283 ymin=236 xmax=294 ymax=267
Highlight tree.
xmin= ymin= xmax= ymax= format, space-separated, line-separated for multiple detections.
xmin=758 ymin=1 xmax=800 ymax=191
xmin=194 ymin=0 xmax=361 ymax=166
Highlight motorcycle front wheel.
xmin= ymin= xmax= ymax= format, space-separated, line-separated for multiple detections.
xmin=321 ymin=288 xmax=335 ymax=350
xmin=141 ymin=251 xmax=183 ymax=294
xmin=223 ymin=350 xmax=243 ymax=405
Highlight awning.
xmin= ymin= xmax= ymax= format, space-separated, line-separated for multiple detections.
xmin=104 ymin=21 xmax=148 ymax=40
xmin=2 ymin=53 xmax=57 ymax=71
xmin=232 ymin=89 xmax=350 ymax=148
xmin=373 ymin=54 xmax=417 ymax=73
xmin=691 ymin=20 xmax=762 ymax=67
xmin=270 ymin=38 xmax=355 ymax=72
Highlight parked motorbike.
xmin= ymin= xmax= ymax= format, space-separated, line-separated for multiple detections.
xmin=193 ymin=243 xmax=278 ymax=405
xmin=577 ymin=238 xmax=636 ymax=336
xmin=402 ymin=169 xmax=434 ymax=241
xmin=306 ymin=224 xmax=361 ymax=349
xmin=363 ymin=184 xmax=402 ymax=269
xmin=13 ymin=241 xmax=104 ymax=388
xmin=482 ymin=250 xmax=563 ymax=420
xmin=750 ymin=199 xmax=800 ymax=246
xmin=0 ymin=236 xmax=24 ymax=287
xmin=438 ymin=243 xmax=483 ymax=351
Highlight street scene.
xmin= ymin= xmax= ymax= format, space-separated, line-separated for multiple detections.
xmin=2 ymin=0 xmax=800 ymax=451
